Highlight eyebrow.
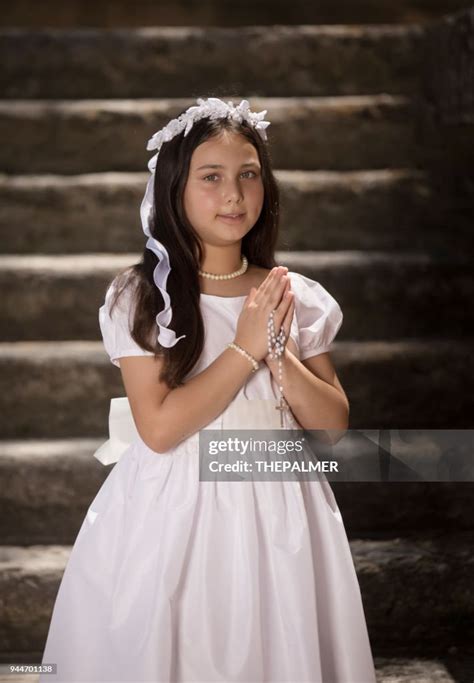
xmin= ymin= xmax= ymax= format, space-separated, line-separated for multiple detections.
xmin=195 ymin=162 xmax=260 ymax=171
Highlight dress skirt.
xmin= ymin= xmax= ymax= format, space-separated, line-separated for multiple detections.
xmin=39 ymin=398 xmax=376 ymax=683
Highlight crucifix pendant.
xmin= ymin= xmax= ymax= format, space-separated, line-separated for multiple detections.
xmin=275 ymin=396 xmax=288 ymax=428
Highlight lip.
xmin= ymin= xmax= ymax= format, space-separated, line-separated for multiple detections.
xmin=218 ymin=213 xmax=246 ymax=222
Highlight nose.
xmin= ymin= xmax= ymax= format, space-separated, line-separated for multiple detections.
xmin=223 ymin=178 xmax=244 ymax=202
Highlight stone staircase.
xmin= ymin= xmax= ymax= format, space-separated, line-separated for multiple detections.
xmin=1 ymin=0 xmax=473 ymax=27
xmin=1 ymin=4 xmax=474 ymax=682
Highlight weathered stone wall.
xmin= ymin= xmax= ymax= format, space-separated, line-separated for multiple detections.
xmin=415 ymin=7 xmax=474 ymax=237
xmin=1 ymin=0 xmax=474 ymax=28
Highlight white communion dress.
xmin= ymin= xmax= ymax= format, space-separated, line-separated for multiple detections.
xmin=39 ymin=271 xmax=377 ymax=683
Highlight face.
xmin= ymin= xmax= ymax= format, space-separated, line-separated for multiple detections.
xmin=183 ymin=131 xmax=264 ymax=248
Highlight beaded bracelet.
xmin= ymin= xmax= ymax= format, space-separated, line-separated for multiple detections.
xmin=226 ymin=342 xmax=260 ymax=373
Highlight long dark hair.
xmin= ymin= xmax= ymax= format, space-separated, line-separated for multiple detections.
xmin=107 ymin=104 xmax=280 ymax=388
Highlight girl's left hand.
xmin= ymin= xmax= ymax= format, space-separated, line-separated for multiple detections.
xmin=263 ymin=278 xmax=296 ymax=364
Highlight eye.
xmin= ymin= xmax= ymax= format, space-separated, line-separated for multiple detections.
xmin=203 ymin=170 xmax=258 ymax=182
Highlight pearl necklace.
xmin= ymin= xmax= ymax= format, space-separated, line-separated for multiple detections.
xmin=268 ymin=310 xmax=290 ymax=427
xmin=199 ymin=255 xmax=248 ymax=280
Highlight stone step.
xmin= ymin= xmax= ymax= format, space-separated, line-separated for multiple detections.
xmin=0 ymin=95 xmax=420 ymax=174
xmin=0 ymin=252 xmax=472 ymax=342
xmin=3 ymin=169 xmax=460 ymax=255
xmin=0 ymin=26 xmax=423 ymax=100
xmin=0 ymin=438 xmax=472 ymax=544
xmin=374 ymin=656 xmax=474 ymax=682
xmin=0 ymin=338 xmax=472 ymax=438
xmin=0 ymin=534 xmax=472 ymax=657
xmin=0 ymin=657 xmax=472 ymax=682
xmin=1 ymin=0 xmax=472 ymax=28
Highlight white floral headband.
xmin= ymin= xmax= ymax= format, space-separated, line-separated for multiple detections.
xmin=139 ymin=96 xmax=271 ymax=348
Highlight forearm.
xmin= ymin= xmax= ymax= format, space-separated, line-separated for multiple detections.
xmin=155 ymin=346 xmax=255 ymax=451
xmin=266 ymin=347 xmax=349 ymax=431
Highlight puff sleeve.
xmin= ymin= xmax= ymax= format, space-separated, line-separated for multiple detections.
xmin=98 ymin=280 xmax=155 ymax=368
xmin=291 ymin=272 xmax=343 ymax=360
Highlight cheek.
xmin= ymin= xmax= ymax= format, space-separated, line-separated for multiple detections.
xmin=191 ymin=184 xmax=218 ymax=206
xmin=185 ymin=185 xmax=214 ymax=214
xmin=249 ymin=181 xmax=264 ymax=208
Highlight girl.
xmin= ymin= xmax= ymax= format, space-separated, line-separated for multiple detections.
xmin=39 ymin=97 xmax=376 ymax=682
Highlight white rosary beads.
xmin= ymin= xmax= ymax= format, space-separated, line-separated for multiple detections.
xmin=268 ymin=310 xmax=290 ymax=427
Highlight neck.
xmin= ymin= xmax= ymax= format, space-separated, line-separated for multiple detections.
xmin=199 ymin=245 xmax=243 ymax=275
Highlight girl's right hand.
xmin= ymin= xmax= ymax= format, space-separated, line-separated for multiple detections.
xmin=234 ymin=266 xmax=294 ymax=362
